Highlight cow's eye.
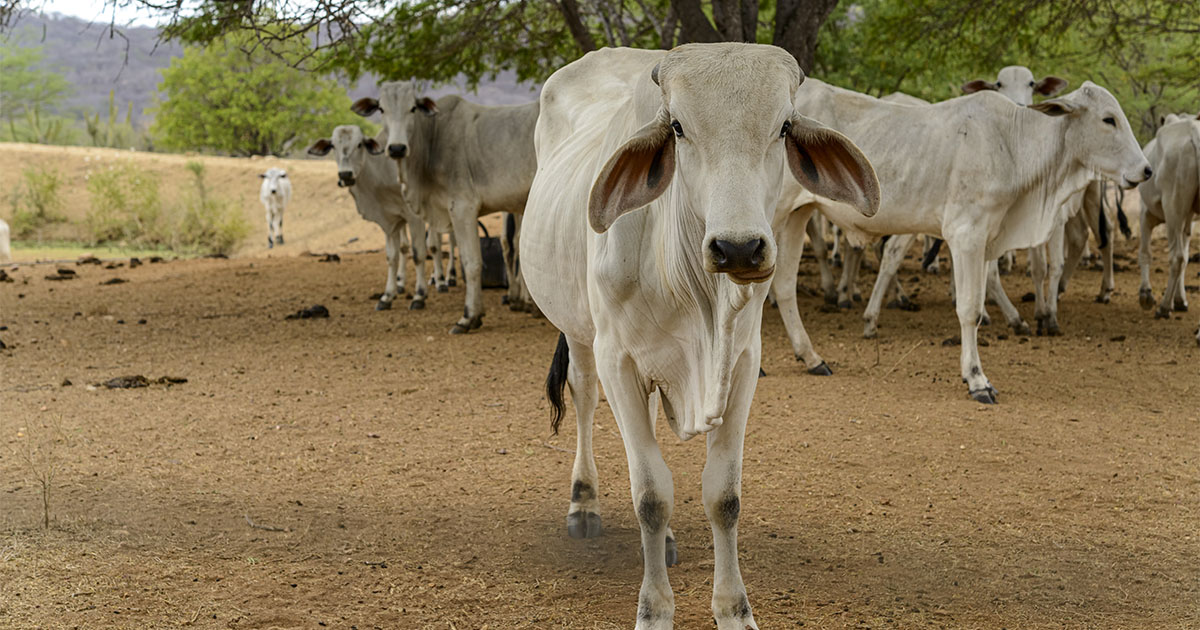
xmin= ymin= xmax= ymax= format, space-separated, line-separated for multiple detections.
xmin=1103 ymin=116 xmax=1116 ymax=126
xmin=671 ymin=120 xmax=684 ymax=138
xmin=780 ymin=120 xmax=792 ymax=138
xmin=996 ymin=82 xmax=1003 ymax=88
xmin=279 ymin=174 xmax=287 ymax=178
xmin=410 ymin=105 xmax=417 ymax=113
xmin=1028 ymin=81 xmax=1035 ymax=87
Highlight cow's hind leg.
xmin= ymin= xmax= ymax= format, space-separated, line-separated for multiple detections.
xmin=705 ymin=353 xmax=760 ymax=630
xmin=377 ymin=225 xmax=404 ymax=310
xmin=836 ymin=244 xmax=864 ymax=308
xmin=407 ymin=220 xmax=429 ymax=309
xmin=985 ymin=260 xmax=1031 ymax=335
xmin=862 ymin=233 xmax=911 ymax=339
xmin=775 ymin=210 xmax=831 ymax=374
xmin=547 ymin=335 xmax=603 ymax=540
xmin=805 ymin=215 xmax=837 ymax=304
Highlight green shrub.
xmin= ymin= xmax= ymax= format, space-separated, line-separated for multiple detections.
xmin=7 ymin=166 xmax=66 ymax=239
xmin=85 ymin=164 xmax=163 ymax=244
xmin=84 ymin=160 xmax=248 ymax=255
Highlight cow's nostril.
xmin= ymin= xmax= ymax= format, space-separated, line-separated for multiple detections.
xmin=1143 ymin=166 xmax=1153 ymax=180
xmin=388 ymin=144 xmax=408 ymax=158
xmin=709 ymin=240 xmax=730 ymax=266
xmin=748 ymin=238 xmax=766 ymax=267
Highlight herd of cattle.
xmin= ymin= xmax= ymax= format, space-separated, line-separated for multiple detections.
xmin=243 ymin=44 xmax=1199 ymax=628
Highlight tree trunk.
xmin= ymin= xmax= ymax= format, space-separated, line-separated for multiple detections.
xmin=773 ymin=0 xmax=839 ymax=73
xmin=555 ymin=0 xmax=597 ymax=52
xmin=670 ymin=0 xmax=722 ymax=43
xmin=712 ymin=0 xmax=756 ymax=42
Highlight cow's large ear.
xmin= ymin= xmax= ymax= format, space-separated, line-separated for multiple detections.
xmin=307 ymin=139 xmax=334 ymax=156
xmin=1034 ymin=76 xmax=1068 ymax=96
xmin=961 ymin=79 xmax=997 ymax=94
xmin=588 ymin=114 xmax=675 ymax=233
xmin=786 ymin=113 xmax=880 ymax=218
xmin=414 ymin=97 xmax=438 ymax=116
xmin=1028 ymin=98 xmax=1078 ymax=117
xmin=363 ymin=138 xmax=384 ymax=155
xmin=351 ymin=97 xmax=380 ymax=117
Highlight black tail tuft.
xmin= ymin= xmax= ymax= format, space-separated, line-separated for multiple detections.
xmin=1116 ymin=191 xmax=1131 ymax=240
xmin=1098 ymin=206 xmax=1110 ymax=250
xmin=546 ymin=333 xmax=570 ymax=435
xmin=922 ymin=238 xmax=944 ymax=270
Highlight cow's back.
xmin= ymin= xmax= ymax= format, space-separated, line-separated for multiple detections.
xmin=1151 ymin=120 xmax=1200 ymax=217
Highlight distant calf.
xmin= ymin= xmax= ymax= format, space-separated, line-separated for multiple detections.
xmin=0 ymin=218 xmax=10 ymax=263
xmin=259 ymin=168 xmax=292 ymax=248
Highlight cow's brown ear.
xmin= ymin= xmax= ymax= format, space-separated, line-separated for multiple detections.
xmin=588 ymin=112 xmax=675 ymax=233
xmin=362 ymin=138 xmax=384 ymax=155
xmin=351 ymin=98 xmax=380 ymax=117
xmin=414 ymin=97 xmax=438 ymax=116
xmin=786 ymin=113 xmax=880 ymax=218
xmin=1028 ymin=98 xmax=1077 ymax=117
xmin=307 ymin=139 xmax=334 ymax=156
xmin=1034 ymin=76 xmax=1068 ymax=96
xmin=961 ymin=79 xmax=997 ymax=94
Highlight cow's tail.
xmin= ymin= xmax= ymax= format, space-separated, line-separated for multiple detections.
xmin=546 ymin=332 xmax=570 ymax=435
xmin=1098 ymin=205 xmax=1110 ymax=250
xmin=922 ymin=238 xmax=944 ymax=270
xmin=1114 ymin=185 xmax=1131 ymax=239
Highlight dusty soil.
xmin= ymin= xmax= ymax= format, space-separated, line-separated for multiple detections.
xmin=2 ymin=234 xmax=1198 ymax=630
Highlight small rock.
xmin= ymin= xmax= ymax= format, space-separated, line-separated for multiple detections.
xmin=61 ymin=378 xmax=72 ymax=386
xmin=77 ymin=255 xmax=102 ymax=265
xmin=149 ymin=256 xmax=164 ymax=263
xmin=996 ymin=334 xmax=1008 ymax=340
xmin=1109 ymin=335 xmax=1126 ymax=342
xmin=138 ymin=319 xmax=147 ymax=325
xmin=0 ymin=270 xmax=13 ymax=283
xmin=103 ymin=375 xmax=149 ymax=389
xmin=56 ymin=267 xmax=77 ymax=276
xmin=100 ymin=278 xmax=127 ymax=285
xmin=45 ymin=273 xmax=76 ymax=281
xmin=0 ymin=338 xmax=6 ymax=349
xmin=319 ymin=253 xmax=341 ymax=263
xmin=941 ymin=336 xmax=961 ymax=346
xmin=129 ymin=258 xmax=143 ymax=268
xmin=1021 ymin=292 xmax=1035 ymax=303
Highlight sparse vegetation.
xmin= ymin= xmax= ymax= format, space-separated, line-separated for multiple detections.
xmin=7 ymin=166 xmax=66 ymax=239
xmin=14 ymin=416 xmax=70 ymax=530
xmin=84 ymin=160 xmax=248 ymax=255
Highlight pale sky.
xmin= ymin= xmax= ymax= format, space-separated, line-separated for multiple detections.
xmin=39 ymin=0 xmax=166 ymax=26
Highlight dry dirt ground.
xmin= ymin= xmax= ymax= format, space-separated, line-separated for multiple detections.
xmin=2 ymin=230 xmax=1198 ymax=630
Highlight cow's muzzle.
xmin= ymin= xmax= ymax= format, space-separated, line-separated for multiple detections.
xmin=1120 ymin=165 xmax=1153 ymax=189
xmin=707 ymin=238 xmax=772 ymax=283
xmin=337 ymin=171 xmax=356 ymax=188
xmin=388 ymin=144 xmax=408 ymax=159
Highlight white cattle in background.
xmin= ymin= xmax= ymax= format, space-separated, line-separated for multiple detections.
xmin=1137 ymin=112 xmax=1200 ymax=345
xmin=0 ymin=218 xmax=10 ymax=263
xmin=783 ymin=77 xmax=1149 ymax=403
xmin=351 ymin=83 xmax=539 ymax=333
xmin=258 ymin=167 xmax=292 ymax=248
xmin=307 ymin=125 xmax=431 ymax=311
xmin=524 ymin=44 xmax=878 ymax=630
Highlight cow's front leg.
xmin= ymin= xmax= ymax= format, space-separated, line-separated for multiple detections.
xmin=598 ymin=351 xmax=674 ymax=630
xmin=427 ymin=231 xmax=449 ymax=292
xmin=1042 ymin=225 xmax=1066 ymax=335
xmin=448 ymin=232 xmax=459 ymax=287
xmin=862 ymin=233 xmax=912 ymax=339
xmin=948 ymin=232 xmax=996 ymax=403
xmin=449 ymin=205 xmax=485 ymax=334
xmin=705 ymin=353 xmax=759 ymax=630
xmin=1174 ymin=223 xmax=1191 ymax=312
xmin=1028 ymin=244 xmax=1052 ymax=335
xmin=274 ymin=209 xmax=285 ymax=246
xmin=1158 ymin=229 xmax=1186 ymax=319
xmin=805 ymin=215 xmax=837 ymax=304
xmin=562 ymin=337 xmax=602 ymax=539
xmin=836 ymin=244 xmax=864 ymax=308
xmin=1138 ymin=209 xmax=1160 ymax=309
xmin=985 ymin=259 xmax=1031 ymax=335
xmin=377 ymin=225 xmax=403 ymax=311
xmin=407 ymin=220 xmax=429 ymax=310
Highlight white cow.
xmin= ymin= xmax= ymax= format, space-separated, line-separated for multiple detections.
xmin=307 ymin=126 xmax=431 ymax=310
xmin=786 ymin=78 xmax=1149 ymax=403
xmin=0 ymin=218 xmax=10 ymax=263
xmin=1137 ymin=113 xmax=1200 ymax=344
xmin=523 ymin=44 xmax=878 ymax=629
xmin=259 ymin=167 xmax=292 ymax=248
xmin=351 ymin=83 xmax=539 ymax=333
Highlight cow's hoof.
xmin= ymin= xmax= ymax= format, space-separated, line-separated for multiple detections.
xmin=863 ymin=326 xmax=878 ymax=340
xmin=1154 ymin=307 xmax=1171 ymax=320
xmin=665 ymin=536 xmax=679 ymax=567
xmin=1095 ymin=293 xmax=1111 ymax=304
xmin=448 ymin=278 xmax=457 ymax=287
xmin=807 ymin=361 xmax=833 ymax=376
xmin=409 ymin=299 xmax=425 ymax=311
xmin=437 ymin=284 xmax=449 ymax=294
xmin=509 ymin=300 xmax=524 ymax=312
xmin=969 ymin=386 xmax=998 ymax=404
xmin=1013 ymin=321 xmax=1032 ymax=336
xmin=267 ymin=240 xmax=274 ymax=249
xmin=1045 ymin=322 xmax=1062 ymax=336
xmin=567 ymin=511 xmax=602 ymax=539
xmin=980 ymin=313 xmax=992 ymax=326
xmin=824 ymin=291 xmax=838 ymax=305
xmin=450 ymin=324 xmax=468 ymax=334
xmin=374 ymin=299 xmax=393 ymax=311
xmin=1139 ymin=290 xmax=1155 ymax=310
xmin=758 ymin=367 xmax=766 ymax=378
xmin=276 ymin=236 xmax=284 ymax=245
xmin=838 ymin=300 xmax=853 ymax=310
xmin=501 ymin=295 xmax=510 ymax=305
xmin=1174 ymin=300 xmax=1188 ymax=312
